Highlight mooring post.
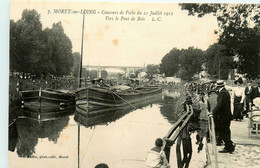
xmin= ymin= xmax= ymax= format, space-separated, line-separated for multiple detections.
xmin=38 ymin=87 xmax=42 ymax=120
xmin=164 ymin=140 xmax=171 ymax=162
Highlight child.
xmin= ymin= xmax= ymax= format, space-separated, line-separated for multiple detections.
xmin=146 ymin=138 xmax=170 ymax=168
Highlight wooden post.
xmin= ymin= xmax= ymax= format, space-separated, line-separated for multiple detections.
xmin=208 ymin=118 xmax=212 ymax=145
xmin=176 ymin=133 xmax=183 ymax=168
xmin=78 ymin=13 xmax=85 ymax=89
xmin=211 ymin=117 xmax=218 ymax=168
xmin=77 ymin=13 xmax=85 ymax=168
xmin=78 ymin=124 xmax=80 ymax=168
xmin=164 ymin=141 xmax=171 ymax=162
xmin=38 ymin=88 xmax=42 ymax=120
xmin=248 ymin=103 xmax=252 ymax=137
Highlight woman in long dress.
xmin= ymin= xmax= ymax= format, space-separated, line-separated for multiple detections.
xmin=232 ymin=78 xmax=245 ymax=121
xmin=199 ymin=93 xmax=208 ymax=120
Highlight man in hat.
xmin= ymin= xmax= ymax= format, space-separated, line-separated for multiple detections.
xmin=253 ymin=79 xmax=260 ymax=100
xmin=212 ymin=80 xmax=235 ymax=153
xmin=207 ymin=90 xmax=223 ymax=145
xmin=244 ymin=80 xmax=254 ymax=117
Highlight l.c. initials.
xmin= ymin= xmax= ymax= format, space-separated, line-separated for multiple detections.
xmin=152 ymin=17 xmax=162 ymax=21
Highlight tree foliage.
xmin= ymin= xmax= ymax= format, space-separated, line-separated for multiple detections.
xmin=89 ymin=70 xmax=98 ymax=79
xmin=160 ymin=47 xmax=204 ymax=81
xmin=160 ymin=48 xmax=181 ymax=77
xmin=10 ymin=9 xmax=74 ymax=78
xmin=179 ymin=3 xmax=260 ymax=79
xmin=205 ymin=43 xmax=235 ymax=79
xmin=146 ymin=64 xmax=160 ymax=76
xmin=178 ymin=47 xmax=205 ymax=80
xmin=72 ymin=52 xmax=81 ymax=77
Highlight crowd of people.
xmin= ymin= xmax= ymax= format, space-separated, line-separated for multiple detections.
xmin=187 ymin=78 xmax=260 ymax=154
xmin=188 ymin=78 xmax=260 ymax=121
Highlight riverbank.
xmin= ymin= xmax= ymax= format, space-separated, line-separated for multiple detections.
xmin=207 ymin=118 xmax=260 ymax=168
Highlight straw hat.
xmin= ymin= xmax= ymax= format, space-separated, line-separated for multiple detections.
xmin=216 ymin=80 xmax=225 ymax=88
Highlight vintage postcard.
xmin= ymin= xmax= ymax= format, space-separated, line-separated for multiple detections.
xmin=8 ymin=0 xmax=260 ymax=168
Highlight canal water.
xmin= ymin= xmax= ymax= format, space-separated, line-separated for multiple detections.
xmin=9 ymin=89 xmax=208 ymax=168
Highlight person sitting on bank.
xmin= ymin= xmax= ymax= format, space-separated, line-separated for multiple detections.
xmin=232 ymin=77 xmax=245 ymax=121
xmin=145 ymin=138 xmax=170 ymax=168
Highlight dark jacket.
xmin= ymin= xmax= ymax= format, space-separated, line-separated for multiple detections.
xmin=213 ymin=88 xmax=232 ymax=124
xmin=253 ymin=87 xmax=260 ymax=100
xmin=245 ymin=86 xmax=254 ymax=103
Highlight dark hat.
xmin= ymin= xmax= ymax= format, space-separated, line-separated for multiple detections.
xmin=247 ymin=79 xmax=252 ymax=83
xmin=216 ymin=80 xmax=225 ymax=87
xmin=155 ymin=138 xmax=163 ymax=147
xmin=208 ymin=90 xmax=217 ymax=95
xmin=234 ymin=77 xmax=243 ymax=85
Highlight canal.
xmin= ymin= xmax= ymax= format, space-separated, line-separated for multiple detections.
xmin=9 ymin=88 xmax=208 ymax=168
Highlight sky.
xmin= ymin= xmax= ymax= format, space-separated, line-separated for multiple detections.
xmin=10 ymin=1 xmax=219 ymax=67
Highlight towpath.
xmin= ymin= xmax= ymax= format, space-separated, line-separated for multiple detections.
xmin=207 ymin=118 xmax=260 ymax=168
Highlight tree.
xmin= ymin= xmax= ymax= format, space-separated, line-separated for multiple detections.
xmin=178 ymin=47 xmax=205 ymax=81
xmin=9 ymin=9 xmax=75 ymax=78
xmin=205 ymin=43 xmax=235 ymax=79
xmin=160 ymin=47 xmax=204 ymax=81
xmin=35 ymin=27 xmax=55 ymax=76
xmin=89 ymin=70 xmax=98 ymax=79
xmin=12 ymin=9 xmax=43 ymax=77
xmin=160 ymin=48 xmax=181 ymax=77
xmin=48 ymin=22 xmax=73 ymax=76
xmin=10 ymin=20 xmax=18 ymax=76
xmin=101 ymin=70 xmax=108 ymax=79
xmin=72 ymin=52 xmax=81 ymax=77
xmin=147 ymin=64 xmax=160 ymax=76
xmin=179 ymin=3 xmax=260 ymax=79
xmin=224 ymin=27 xmax=260 ymax=79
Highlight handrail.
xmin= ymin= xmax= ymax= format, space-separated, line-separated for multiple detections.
xmin=248 ymin=103 xmax=252 ymax=138
xmin=164 ymin=107 xmax=191 ymax=141
xmin=207 ymin=114 xmax=218 ymax=168
xmin=163 ymin=104 xmax=194 ymax=162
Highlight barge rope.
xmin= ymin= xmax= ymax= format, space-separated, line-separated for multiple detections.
xmin=108 ymin=90 xmax=137 ymax=110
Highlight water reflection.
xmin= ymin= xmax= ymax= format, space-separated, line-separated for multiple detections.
xmin=162 ymin=89 xmax=181 ymax=100
xmin=75 ymin=95 xmax=163 ymax=127
xmin=21 ymin=106 xmax=75 ymax=121
xmin=160 ymin=90 xmax=182 ymax=123
xmin=15 ymin=116 xmax=70 ymax=157
xmin=9 ymin=87 xmax=210 ymax=168
xmin=74 ymin=108 xmax=132 ymax=128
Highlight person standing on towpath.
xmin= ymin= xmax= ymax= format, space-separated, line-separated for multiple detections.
xmin=211 ymin=80 xmax=236 ymax=153
xmin=232 ymin=77 xmax=245 ymax=121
